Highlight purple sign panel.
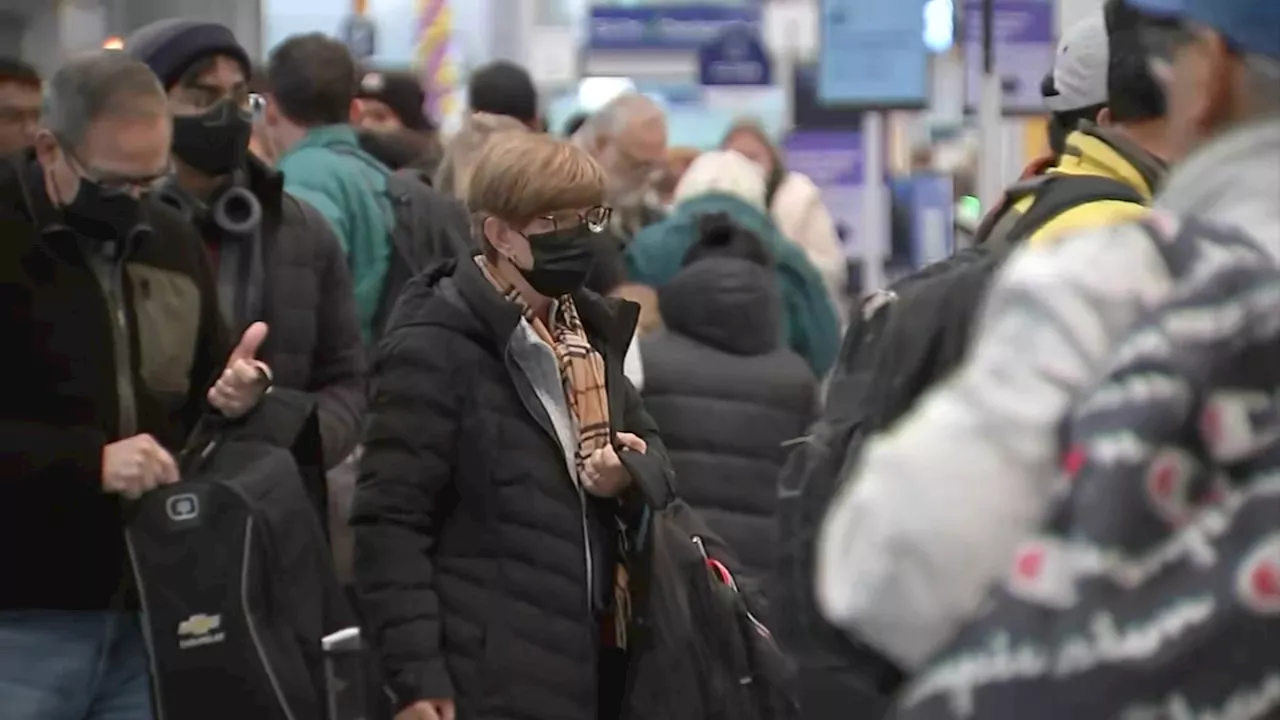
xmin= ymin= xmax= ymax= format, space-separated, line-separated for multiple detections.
xmin=964 ymin=0 xmax=1056 ymax=114
xmin=782 ymin=130 xmax=863 ymax=258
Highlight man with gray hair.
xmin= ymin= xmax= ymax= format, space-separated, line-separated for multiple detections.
xmin=0 ymin=51 xmax=271 ymax=718
xmin=574 ymin=93 xmax=668 ymax=242
xmin=818 ymin=0 xmax=1280 ymax=679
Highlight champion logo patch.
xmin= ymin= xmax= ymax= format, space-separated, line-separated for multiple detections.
xmin=1007 ymin=539 xmax=1077 ymax=608
xmin=1144 ymin=447 xmax=1198 ymax=527
xmin=1200 ymin=391 xmax=1280 ymax=464
xmin=1236 ymin=534 xmax=1280 ymax=615
xmin=1062 ymin=444 xmax=1087 ymax=480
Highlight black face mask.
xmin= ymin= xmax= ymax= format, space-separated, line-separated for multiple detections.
xmin=518 ymin=224 xmax=599 ymax=298
xmin=172 ymin=99 xmax=252 ymax=176
xmin=61 ymin=177 xmax=144 ymax=243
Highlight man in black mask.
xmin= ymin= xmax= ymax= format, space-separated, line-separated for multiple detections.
xmin=0 ymin=51 xmax=273 ymax=717
xmin=126 ymin=20 xmax=366 ymax=470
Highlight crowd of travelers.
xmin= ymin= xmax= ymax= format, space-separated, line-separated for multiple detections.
xmin=0 ymin=0 xmax=1277 ymax=717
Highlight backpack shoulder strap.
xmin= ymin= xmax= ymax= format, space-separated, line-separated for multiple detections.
xmin=327 ymin=143 xmax=390 ymax=176
xmin=1135 ymin=211 xmax=1271 ymax=281
xmin=1003 ymin=174 xmax=1146 ymax=244
xmin=971 ymin=175 xmax=1055 ymax=247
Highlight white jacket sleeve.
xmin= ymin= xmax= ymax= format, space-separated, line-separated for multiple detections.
xmin=815 ymin=223 xmax=1174 ymax=670
xmin=623 ymin=331 xmax=644 ymax=391
xmin=772 ymin=173 xmax=848 ymax=320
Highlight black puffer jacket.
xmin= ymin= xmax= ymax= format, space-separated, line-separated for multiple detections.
xmin=166 ymin=159 xmax=366 ymax=468
xmin=640 ymin=256 xmax=818 ymax=583
xmin=351 ymin=258 xmax=672 ymax=720
xmin=253 ymin=159 xmax=365 ymax=468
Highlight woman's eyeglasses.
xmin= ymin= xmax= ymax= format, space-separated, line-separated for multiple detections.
xmin=538 ymin=206 xmax=612 ymax=233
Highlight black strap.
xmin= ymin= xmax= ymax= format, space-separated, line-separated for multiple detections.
xmin=971 ymin=175 xmax=1055 ymax=246
xmin=1003 ymin=174 xmax=1146 ymax=244
xmin=328 ymin=143 xmax=391 ymax=177
xmin=328 ymin=143 xmax=417 ymax=257
xmin=1136 ymin=213 xmax=1271 ymax=281
xmin=973 ymin=174 xmax=1147 ymax=251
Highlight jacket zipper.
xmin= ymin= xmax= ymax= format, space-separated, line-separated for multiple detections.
xmin=125 ymin=530 xmax=168 ymax=720
xmin=504 ymin=349 xmax=595 ymax=614
xmin=576 ymin=484 xmax=595 ymax=616
xmin=89 ymin=255 xmax=137 ymax=437
xmin=242 ymin=517 xmax=300 ymax=720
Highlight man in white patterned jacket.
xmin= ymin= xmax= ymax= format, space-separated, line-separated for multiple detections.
xmin=816 ymin=0 xmax=1280 ymax=674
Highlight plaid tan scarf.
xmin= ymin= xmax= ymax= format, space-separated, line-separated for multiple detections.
xmin=475 ymin=257 xmax=631 ymax=646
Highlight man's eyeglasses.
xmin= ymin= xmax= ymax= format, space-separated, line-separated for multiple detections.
xmin=178 ymin=81 xmax=264 ymax=117
xmin=248 ymin=93 xmax=266 ymax=120
xmin=61 ymin=140 xmax=172 ymax=195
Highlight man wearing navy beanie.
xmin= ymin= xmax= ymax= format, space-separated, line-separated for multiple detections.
xmin=124 ymin=21 xmax=366 ymax=473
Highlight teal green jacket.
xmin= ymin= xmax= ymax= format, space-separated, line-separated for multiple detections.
xmin=277 ymin=124 xmax=390 ymax=342
xmin=625 ymin=193 xmax=840 ymax=376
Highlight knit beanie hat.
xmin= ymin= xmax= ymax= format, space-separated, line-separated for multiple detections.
xmin=125 ymin=19 xmax=250 ymax=90
xmin=468 ymin=61 xmax=538 ymax=125
xmin=672 ymin=150 xmax=767 ymax=212
xmin=357 ymin=70 xmax=432 ymax=131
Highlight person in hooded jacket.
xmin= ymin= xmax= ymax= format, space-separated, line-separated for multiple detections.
xmin=126 ymin=20 xmax=365 ymax=468
xmin=640 ymin=214 xmax=817 ymax=585
xmin=721 ymin=120 xmax=848 ymax=323
xmin=626 ymin=149 xmax=840 ymax=378
xmin=351 ymin=131 xmax=673 ymax=720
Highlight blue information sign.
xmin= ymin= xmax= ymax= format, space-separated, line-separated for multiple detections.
xmin=698 ymin=24 xmax=771 ymax=87
xmin=339 ymin=14 xmax=377 ymax=61
xmin=819 ymin=0 xmax=930 ymax=108
xmin=587 ymin=6 xmax=762 ymax=52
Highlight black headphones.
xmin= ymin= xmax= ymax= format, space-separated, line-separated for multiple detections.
xmin=158 ymin=181 xmax=262 ymax=236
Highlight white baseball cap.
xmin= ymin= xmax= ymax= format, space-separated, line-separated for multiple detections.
xmin=1042 ymin=13 xmax=1110 ymax=113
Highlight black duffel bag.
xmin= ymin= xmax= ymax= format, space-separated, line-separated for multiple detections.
xmin=126 ymin=389 xmax=356 ymax=720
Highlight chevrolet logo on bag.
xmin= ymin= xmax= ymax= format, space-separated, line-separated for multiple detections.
xmin=177 ymin=613 xmax=226 ymax=649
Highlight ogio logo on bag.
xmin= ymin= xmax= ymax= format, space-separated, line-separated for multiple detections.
xmin=177 ymin=613 xmax=225 ymax=649
xmin=166 ymin=493 xmax=200 ymax=522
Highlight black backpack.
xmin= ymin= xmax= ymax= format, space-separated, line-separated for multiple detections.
xmin=330 ymin=147 xmax=474 ymax=342
xmin=771 ymin=173 xmax=1148 ymax=718
xmin=622 ymin=454 xmax=799 ymax=720
xmin=126 ymin=390 xmax=354 ymax=720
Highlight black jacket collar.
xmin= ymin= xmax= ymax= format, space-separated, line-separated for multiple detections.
xmin=448 ymin=256 xmax=640 ymax=363
xmin=244 ymin=154 xmax=285 ymax=237
xmin=4 ymin=150 xmax=158 ymax=264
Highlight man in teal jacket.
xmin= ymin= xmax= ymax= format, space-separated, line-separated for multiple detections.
xmin=626 ymin=150 xmax=840 ymax=376
xmin=261 ymin=33 xmax=391 ymax=342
